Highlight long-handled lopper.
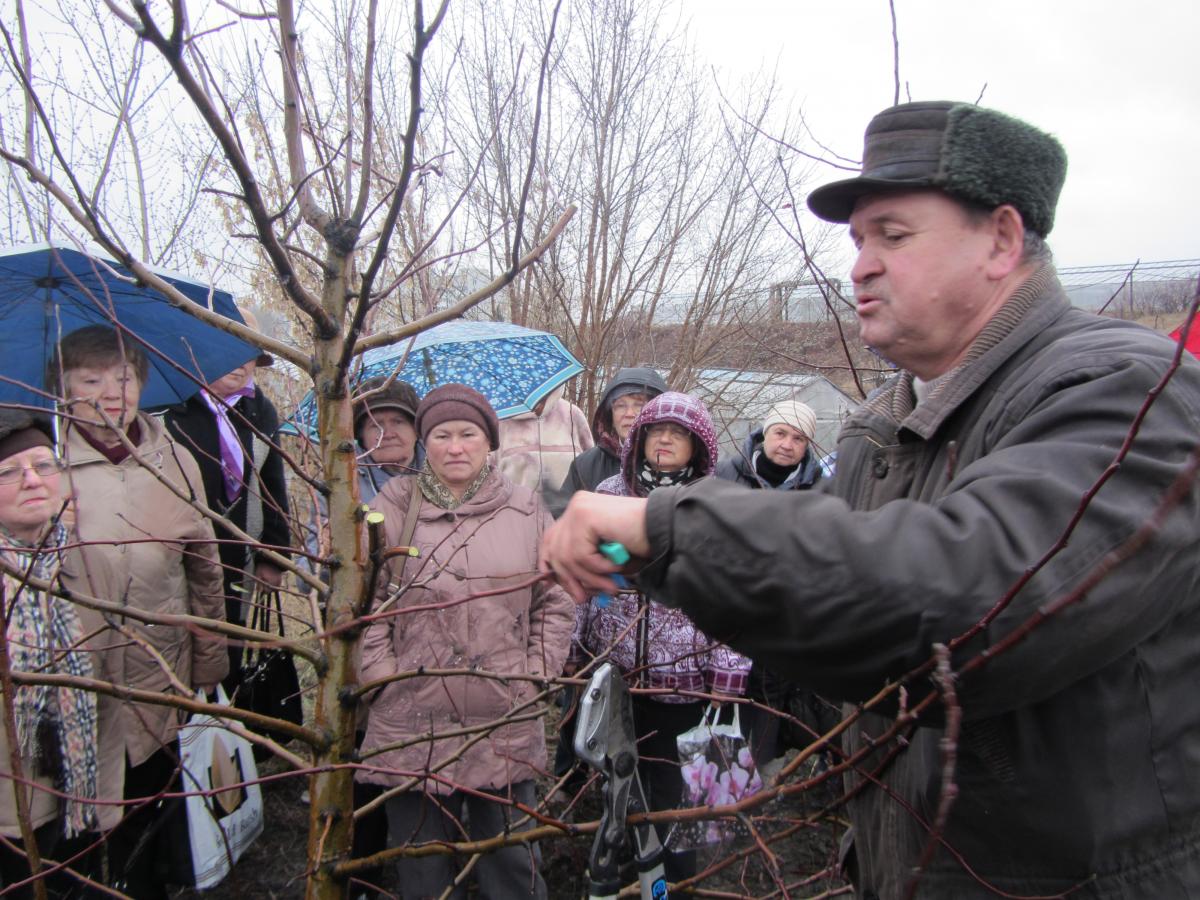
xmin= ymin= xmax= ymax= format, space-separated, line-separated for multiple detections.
xmin=574 ymin=662 xmax=669 ymax=900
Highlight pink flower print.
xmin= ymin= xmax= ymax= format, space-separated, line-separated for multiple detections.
xmin=706 ymin=774 xmax=726 ymax=807
xmin=722 ymin=764 xmax=752 ymax=801
xmin=682 ymin=758 xmax=718 ymax=804
xmin=737 ymin=746 xmax=755 ymax=770
xmin=746 ymin=767 xmax=763 ymax=796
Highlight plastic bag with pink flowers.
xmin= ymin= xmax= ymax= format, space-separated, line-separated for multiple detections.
xmin=667 ymin=703 xmax=763 ymax=850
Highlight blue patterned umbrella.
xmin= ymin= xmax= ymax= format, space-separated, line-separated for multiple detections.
xmin=286 ymin=320 xmax=584 ymax=438
xmin=0 ymin=242 xmax=260 ymax=409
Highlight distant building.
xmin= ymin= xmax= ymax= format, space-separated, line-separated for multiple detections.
xmin=768 ymin=278 xmax=849 ymax=323
xmin=680 ymin=368 xmax=860 ymax=460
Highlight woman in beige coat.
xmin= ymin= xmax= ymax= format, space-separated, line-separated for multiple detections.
xmin=0 ymin=409 xmax=128 ymax=897
xmin=359 ymin=384 xmax=573 ymax=900
xmin=50 ymin=326 xmax=227 ymax=899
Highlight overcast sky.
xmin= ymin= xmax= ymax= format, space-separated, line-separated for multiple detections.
xmin=684 ymin=0 xmax=1199 ymax=273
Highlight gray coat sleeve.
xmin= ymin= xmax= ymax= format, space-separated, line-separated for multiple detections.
xmin=639 ymin=351 xmax=1200 ymax=717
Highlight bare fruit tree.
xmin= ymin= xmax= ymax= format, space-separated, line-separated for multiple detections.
xmin=0 ymin=1 xmax=573 ymax=897
xmin=0 ymin=1 xmax=877 ymax=898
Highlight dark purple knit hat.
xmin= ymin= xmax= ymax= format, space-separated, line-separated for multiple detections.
xmin=415 ymin=384 xmax=500 ymax=450
xmin=0 ymin=409 xmax=55 ymax=462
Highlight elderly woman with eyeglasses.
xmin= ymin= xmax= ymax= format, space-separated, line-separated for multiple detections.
xmin=571 ymin=391 xmax=752 ymax=883
xmin=0 ymin=409 xmax=125 ymax=898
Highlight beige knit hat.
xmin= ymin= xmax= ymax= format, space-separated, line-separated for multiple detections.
xmin=763 ymin=400 xmax=816 ymax=440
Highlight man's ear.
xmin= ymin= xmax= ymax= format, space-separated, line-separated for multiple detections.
xmin=985 ymin=204 xmax=1026 ymax=279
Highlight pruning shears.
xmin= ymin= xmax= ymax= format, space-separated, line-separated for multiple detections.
xmin=575 ymin=662 xmax=669 ymax=900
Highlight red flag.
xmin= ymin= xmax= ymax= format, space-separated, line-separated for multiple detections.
xmin=1168 ymin=322 xmax=1200 ymax=358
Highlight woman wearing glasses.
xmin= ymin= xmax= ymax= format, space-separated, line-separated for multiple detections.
xmin=0 ymin=409 xmax=124 ymax=898
xmin=571 ymin=392 xmax=751 ymax=882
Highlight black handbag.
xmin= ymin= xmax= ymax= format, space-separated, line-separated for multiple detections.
xmin=236 ymin=588 xmax=304 ymax=743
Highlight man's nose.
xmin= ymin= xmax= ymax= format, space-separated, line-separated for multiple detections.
xmin=851 ymin=245 xmax=882 ymax=286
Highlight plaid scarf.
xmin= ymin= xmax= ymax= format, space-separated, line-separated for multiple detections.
xmin=417 ymin=461 xmax=492 ymax=510
xmin=2 ymin=523 xmax=99 ymax=837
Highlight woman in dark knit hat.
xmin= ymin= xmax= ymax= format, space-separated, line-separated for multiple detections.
xmin=357 ymin=384 xmax=573 ymax=899
xmin=306 ymin=377 xmax=423 ymax=573
xmin=353 ymin=375 xmax=423 ymax=498
xmin=0 ymin=409 xmax=123 ymax=897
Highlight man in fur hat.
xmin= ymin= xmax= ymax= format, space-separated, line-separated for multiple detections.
xmin=542 ymin=101 xmax=1200 ymax=898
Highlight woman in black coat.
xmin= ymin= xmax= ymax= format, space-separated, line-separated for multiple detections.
xmin=157 ymin=347 xmax=291 ymax=694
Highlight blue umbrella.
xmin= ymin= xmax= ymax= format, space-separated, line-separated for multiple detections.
xmin=286 ymin=320 xmax=584 ymax=438
xmin=0 ymin=242 xmax=261 ymax=409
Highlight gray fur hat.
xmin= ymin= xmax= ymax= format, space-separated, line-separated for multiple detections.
xmin=807 ymin=101 xmax=1067 ymax=237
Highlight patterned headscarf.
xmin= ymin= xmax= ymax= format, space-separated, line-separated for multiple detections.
xmin=619 ymin=392 xmax=718 ymax=498
xmin=418 ymin=460 xmax=493 ymax=510
xmin=2 ymin=522 xmax=99 ymax=836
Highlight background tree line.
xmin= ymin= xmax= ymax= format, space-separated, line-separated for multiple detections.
xmin=0 ymin=1 xmax=861 ymax=897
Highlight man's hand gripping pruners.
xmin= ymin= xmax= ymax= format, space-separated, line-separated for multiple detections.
xmin=574 ymin=662 xmax=669 ymax=900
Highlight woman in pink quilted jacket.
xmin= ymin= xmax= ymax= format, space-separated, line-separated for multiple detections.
xmin=358 ymin=384 xmax=574 ymax=900
xmin=572 ymin=391 xmax=751 ymax=882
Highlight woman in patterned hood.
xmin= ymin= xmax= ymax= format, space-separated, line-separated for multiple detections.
xmin=608 ymin=390 xmax=718 ymax=495
xmin=574 ymin=392 xmax=751 ymax=882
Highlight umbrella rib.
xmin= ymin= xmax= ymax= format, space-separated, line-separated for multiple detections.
xmin=2 ymin=245 xmax=295 ymax=410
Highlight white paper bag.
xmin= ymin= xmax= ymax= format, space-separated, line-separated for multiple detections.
xmin=177 ymin=686 xmax=264 ymax=889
